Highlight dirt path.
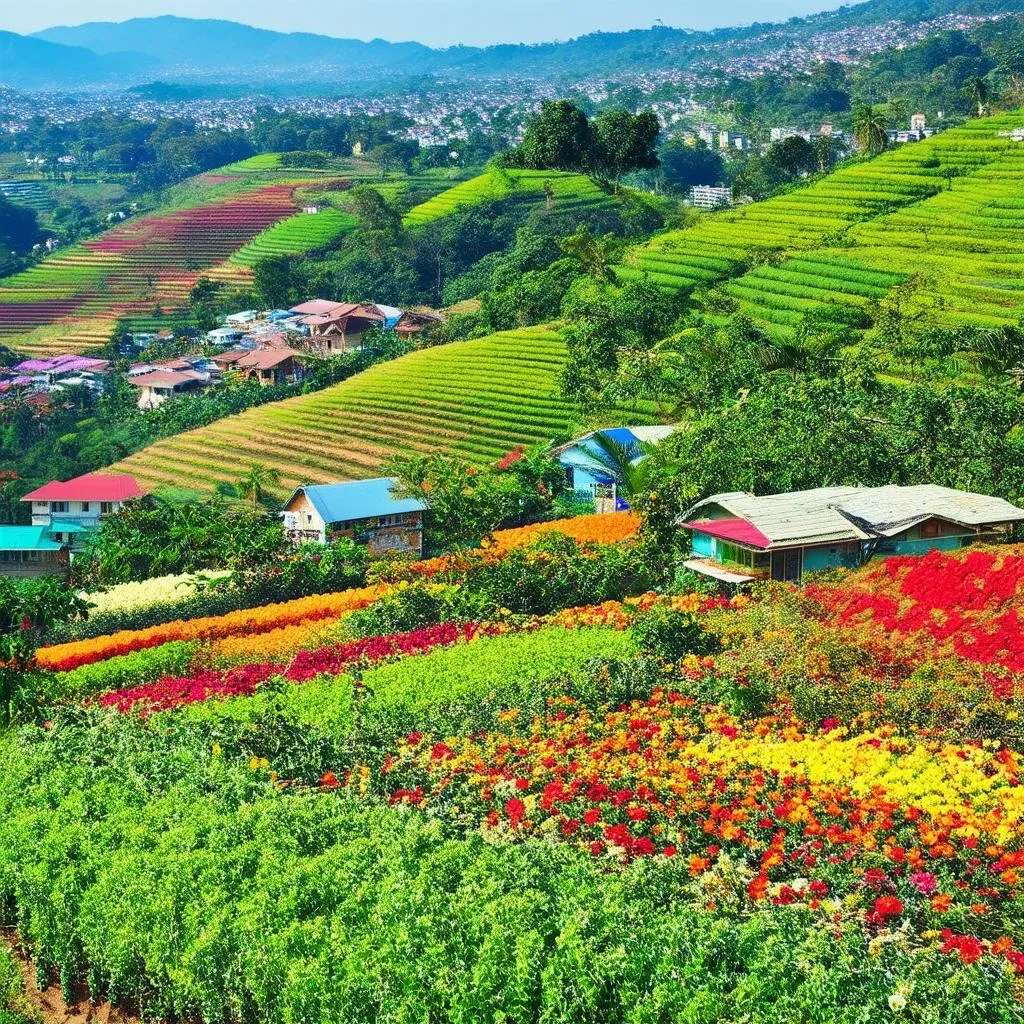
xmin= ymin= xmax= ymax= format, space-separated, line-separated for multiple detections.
xmin=5 ymin=936 xmax=142 ymax=1024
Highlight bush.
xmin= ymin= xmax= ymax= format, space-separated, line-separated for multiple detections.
xmin=346 ymin=582 xmax=493 ymax=638
xmin=0 ymin=943 xmax=37 ymax=1024
xmin=630 ymin=606 xmax=720 ymax=661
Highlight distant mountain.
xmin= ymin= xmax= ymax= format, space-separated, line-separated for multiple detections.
xmin=20 ymin=0 xmax=1024 ymax=88
xmin=34 ymin=16 xmax=436 ymax=76
xmin=0 ymin=30 xmax=145 ymax=88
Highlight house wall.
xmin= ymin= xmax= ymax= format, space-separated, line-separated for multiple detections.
xmin=284 ymin=493 xmax=327 ymax=543
xmin=29 ymin=500 xmax=118 ymax=528
xmin=692 ymin=531 xmax=714 ymax=557
xmin=802 ymin=542 xmax=862 ymax=572
xmin=330 ymin=512 xmax=424 ymax=557
xmin=558 ymin=454 xmax=610 ymax=496
xmin=0 ymin=550 xmax=67 ymax=579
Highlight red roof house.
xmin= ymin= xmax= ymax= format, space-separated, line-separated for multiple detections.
xmin=23 ymin=472 xmax=145 ymax=503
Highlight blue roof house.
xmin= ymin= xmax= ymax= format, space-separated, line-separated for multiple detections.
xmin=554 ymin=426 xmax=675 ymax=510
xmin=283 ymin=477 xmax=428 ymax=557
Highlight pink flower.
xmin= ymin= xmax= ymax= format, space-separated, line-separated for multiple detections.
xmin=910 ymin=870 xmax=938 ymax=895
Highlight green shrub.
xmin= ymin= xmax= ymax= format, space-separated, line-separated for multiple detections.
xmin=630 ymin=606 xmax=720 ymax=661
xmin=0 ymin=943 xmax=37 ymax=1024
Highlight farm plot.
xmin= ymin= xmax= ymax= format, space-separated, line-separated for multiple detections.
xmin=0 ymin=180 xmax=301 ymax=357
xmin=403 ymin=169 xmax=616 ymax=227
xmin=617 ymin=113 xmax=1024 ymax=299
xmin=230 ymin=208 xmax=358 ymax=266
xmin=108 ymin=326 xmax=650 ymax=496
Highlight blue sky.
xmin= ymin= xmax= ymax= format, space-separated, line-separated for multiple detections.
xmin=9 ymin=0 xmax=857 ymax=46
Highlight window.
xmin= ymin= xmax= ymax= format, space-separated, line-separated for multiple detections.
xmin=920 ymin=520 xmax=941 ymax=538
xmin=52 ymin=502 xmax=67 ymax=514
xmin=100 ymin=502 xmax=113 ymax=515
xmin=718 ymin=542 xmax=755 ymax=569
xmin=81 ymin=502 xmax=90 ymax=512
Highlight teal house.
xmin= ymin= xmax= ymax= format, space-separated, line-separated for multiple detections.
xmin=682 ymin=484 xmax=1024 ymax=585
xmin=0 ymin=525 xmax=70 ymax=578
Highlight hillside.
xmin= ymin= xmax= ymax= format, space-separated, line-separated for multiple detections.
xmin=0 ymin=162 xmax=461 ymax=358
xmin=619 ymin=111 xmax=1024 ymax=362
xmin=107 ymin=326 xmax=651 ymax=497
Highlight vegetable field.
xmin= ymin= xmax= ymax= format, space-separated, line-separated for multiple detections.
xmin=107 ymin=326 xmax=649 ymax=496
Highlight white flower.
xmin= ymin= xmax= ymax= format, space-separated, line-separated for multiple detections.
xmin=888 ymin=993 xmax=907 ymax=1013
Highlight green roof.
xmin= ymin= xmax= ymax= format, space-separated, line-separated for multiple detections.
xmin=0 ymin=526 xmax=63 ymax=552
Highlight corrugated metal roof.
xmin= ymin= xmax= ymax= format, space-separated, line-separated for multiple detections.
xmin=683 ymin=485 xmax=1024 ymax=549
xmin=0 ymin=526 xmax=63 ymax=551
xmin=289 ymin=477 xmax=427 ymax=525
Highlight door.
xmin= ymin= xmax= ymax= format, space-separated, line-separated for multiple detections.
xmin=771 ymin=548 xmax=803 ymax=582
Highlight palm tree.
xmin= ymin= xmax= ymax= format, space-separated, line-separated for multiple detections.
xmin=852 ymin=105 xmax=889 ymax=155
xmin=585 ymin=431 xmax=658 ymax=500
xmin=962 ymin=76 xmax=990 ymax=117
xmin=236 ymin=462 xmax=282 ymax=507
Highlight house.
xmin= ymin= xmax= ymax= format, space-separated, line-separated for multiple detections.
xmin=395 ymin=309 xmax=443 ymax=341
xmin=0 ymin=525 xmax=70 ymax=579
xmin=234 ymin=347 xmax=302 ymax=385
xmin=290 ymin=301 xmax=385 ymax=355
xmin=282 ymin=477 xmax=428 ymax=556
xmin=555 ymin=426 xmax=675 ymax=511
xmin=682 ymin=485 xmax=1024 ymax=586
xmin=13 ymin=355 xmax=110 ymax=394
xmin=691 ymin=185 xmax=733 ymax=210
xmin=128 ymin=368 xmax=208 ymax=410
xmin=6 ymin=473 xmax=146 ymax=574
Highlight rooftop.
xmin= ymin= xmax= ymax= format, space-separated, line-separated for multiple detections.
xmin=22 ymin=472 xmax=146 ymax=504
xmin=683 ymin=485 xmax=1024 ymax=550
xmin=287 ymin=477 xmax=428 ymax=524
xmin=0 ymin=525 xmax=63 ymax=552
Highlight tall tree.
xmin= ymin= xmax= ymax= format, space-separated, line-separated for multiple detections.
xmin=852 ymin=105 xmax=889 ymax=154
xmin=593 ymin=109 xmax=661 ymax=191
xmin=236 ymin=462 xmax=282 ymax=507
xmin=514 ymin=100 xmax=595 ymax=172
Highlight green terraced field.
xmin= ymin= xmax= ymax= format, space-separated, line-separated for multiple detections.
xmin=403 ymin=168 xmax=617 ymax=227
xmin=108 ymin=327 xmax=652 ymax=497
xmin=230 ymin=209 xmax=358 ymax=266
xmin=617 ymin=111 xmax=1024 ymax=346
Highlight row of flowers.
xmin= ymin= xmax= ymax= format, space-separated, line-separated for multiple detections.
xmin=79 ymin=571 xmax=230 ymax=618
xmin=409 ymin=512 xmax=641 ymax=578
xmin=95 ymin=621 xmax=504 ymax=714
xmin=808 ymin=548 xmax=1024 ymax=679
xmin=366 ymin=688 xmax=1024 ymax=969
xmin=37 ymin=584 xmax=390 ymax=673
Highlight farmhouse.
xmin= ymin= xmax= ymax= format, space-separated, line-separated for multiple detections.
xmin=283 ymin=477 xmax=428 ymax=556
xmin=555 ymin=426 xmax=675 ymax=510
xmin=128 ymin=369 xmax=208 ymax=410
xmin=234 ymin=347 xmax=303 ymax=385
xmin=682 ymin=484 xmax=1024 ymax=585
xmin=290 ymin=300 xmax=385 ymax=355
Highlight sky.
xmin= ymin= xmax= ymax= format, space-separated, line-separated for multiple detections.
xmin=4 ymin=0 xmax=856 ymax=47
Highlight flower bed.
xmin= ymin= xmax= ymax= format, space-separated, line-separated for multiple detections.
xmin=37 ymin=584 xmax=389 ymax=672
xmin=376 ymin=689 xmax=1024 ymax=969
xmin=809 ymin=548 xmax=1024 ymax=679
xmin=96 ymin=621 xmax=498 ymax=714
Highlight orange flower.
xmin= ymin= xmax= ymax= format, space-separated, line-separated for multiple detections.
xmin=931 ymin=894 xmax=953 ymax=912
xmin=747 ymin=873 xmax=769 ymax=901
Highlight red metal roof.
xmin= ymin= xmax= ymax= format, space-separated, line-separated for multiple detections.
xmin=684 ymin=517 xmax=772 ymax=549
xmin=22 ymin=472 xmax=146 ymax=503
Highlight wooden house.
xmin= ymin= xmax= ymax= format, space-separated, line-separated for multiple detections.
xmin=283 ymin=477 xmax=427 ymax=557
xmin=682 ymin=485 xmax=1024 ymax=585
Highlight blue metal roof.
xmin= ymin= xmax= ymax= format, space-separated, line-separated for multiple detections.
xmin=0 ymin=526 xmax=63 ymax=551
xmin=290 ymin=477 xmax=427 ymax=525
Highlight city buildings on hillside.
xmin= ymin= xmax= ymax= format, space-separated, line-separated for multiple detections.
xmin=283 ymin=477 xmax=428 ymax=556
xmin=682 ymin=485 xmax=1024 ymax=585
xmin=691 ymin=185 xmax=733 ymax=210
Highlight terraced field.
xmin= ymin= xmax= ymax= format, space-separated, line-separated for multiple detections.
xmin=403 ymin=169 xmax=617 ymax=227
xmin=618 ymin=111 xmax=1024 ymax=344
xmin=110 ymin=326 xmax=648 ymax=497
xmin=0 ymin=162 xmax=465 ymax=359
xmin=230 ymin=208 xmax=358 ymax=267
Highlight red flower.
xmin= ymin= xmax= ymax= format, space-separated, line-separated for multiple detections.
xmin=870 ymin=895 xmax=904 ymax=922
xmin=505 ymin=797 xmax=526 ymax=829
xmin=663 ymin=845 xmax=677 ymax=857
xmin=319 ymin=771 xmax=341 ymax=789
xmin=515 ymin=778 xmax=531 ymax=791
xmin=747 ymin=873 xmax=769 ymax=901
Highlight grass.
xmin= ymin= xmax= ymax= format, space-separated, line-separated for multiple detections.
xmin=107 ymin=325 xmax=654 ymax=496
xmin=230 ymin=208 xmax=358 ymax=266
